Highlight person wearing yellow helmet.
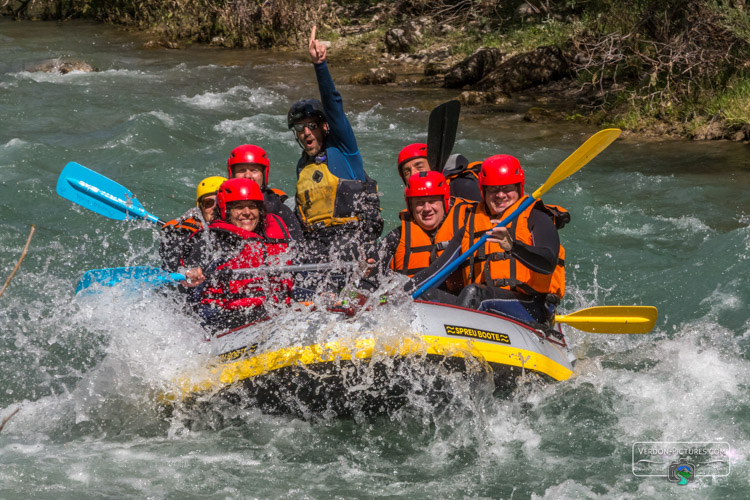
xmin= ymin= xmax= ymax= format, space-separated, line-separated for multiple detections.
xmin=195 ymin=176 xmax=226 ymax=223
xmin=159 ymin=175 xmax=227 ymax=272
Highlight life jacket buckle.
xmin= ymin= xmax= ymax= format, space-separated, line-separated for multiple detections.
xmin=487 ymin=252 xmax=510 ymax=261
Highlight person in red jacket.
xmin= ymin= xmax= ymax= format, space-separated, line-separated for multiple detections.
xmin=226 ymin=144 xmax=304 ymax=241
xmin=183 ymin=178 xmax=293 ymax=332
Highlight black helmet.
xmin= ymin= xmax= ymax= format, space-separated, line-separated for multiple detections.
xmin=287 ymin=98 xmax=326 ymax=129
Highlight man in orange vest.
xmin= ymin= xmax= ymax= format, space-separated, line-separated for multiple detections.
xmin=377 ymin=171 xmax=474 ymax=302
xmin=457 ymin=154 xmax=568 ymax=323
xmin=396 ymin=143 xmax=481 ymax=202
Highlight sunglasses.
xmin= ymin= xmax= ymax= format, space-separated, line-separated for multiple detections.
xmin=199 ymin=197 xmax=216 ymax=209
xmin=485 ymin=185 xmax=518 ymax=195
xmin=292 ymin=121 xmax=320 ymax=132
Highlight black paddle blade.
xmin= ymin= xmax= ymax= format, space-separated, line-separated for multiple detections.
xmin=426 ymin=100 xmax=461 ymax=173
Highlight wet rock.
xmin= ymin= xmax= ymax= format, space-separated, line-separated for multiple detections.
xmin=33 ymin=59 xmax=96 ymax=74
xmin=691 ymin=121 xmax=725 ymax=140
xmin=143 ymin=40 xmax=184 ymax=50
xmin=523 ymin=107 xmax=558 ymax=122
xmin=424 ymin=61 xmax=451 ymax=76
xmin=419 ymin=75 xmax=445 ymax=85
xmin=444 ymin=47 xmax=504 ymax=89
xmin=421 ymin=45 xmax=451 ymax=61
xmin=458 ymin=91 xmax=510 ymax=106
xmin=384 ymin=20 xmax=425 ymax=54
xmin=474 ymin=46 xmax=569 ymax=93
xmin=731 ymin=124 xmax=750 ymax=142
xmin=385 ymin=28 xmax=409 ymax=54
xmin=210 ymin=36 xmax=232 ymax=47
xmin=349 ymin=67 xmax=396 ymax=85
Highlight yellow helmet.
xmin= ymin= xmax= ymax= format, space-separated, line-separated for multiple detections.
xmin=196 ymin=176 xmax=227 ymax=207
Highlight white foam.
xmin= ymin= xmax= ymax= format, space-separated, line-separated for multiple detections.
xmin=12 ymin=68 xmax=156 ymax=85
xmin=653 ymin=214 xmax=712 ymax=233
xmin=349 ymin=103 xmax=387 ymax=133
xmin=178 ymin=85 xmax=282 ymax=110
xmin=3 ymin=138 xmax=27 ymax=149
xmin=214 ymin=114 xmax=284 ymax=139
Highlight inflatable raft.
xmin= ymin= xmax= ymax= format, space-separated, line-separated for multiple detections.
xmin=168 ymin=300 xmax=576 ymax=419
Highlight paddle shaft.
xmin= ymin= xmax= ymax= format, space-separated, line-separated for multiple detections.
xmin=220 ymin=262 xmax=358 ymax=278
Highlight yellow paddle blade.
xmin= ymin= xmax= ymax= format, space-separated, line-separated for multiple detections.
xmin=555 ymin=305 xmax=658 ymax=334
xmin=532 ymin=128 xmax=621 ymax=199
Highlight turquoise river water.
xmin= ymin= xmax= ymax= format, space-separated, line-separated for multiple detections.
xmin=1 ymin=19 xmax=749 ymax=499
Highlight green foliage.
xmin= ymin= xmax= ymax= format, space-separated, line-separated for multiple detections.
xmin=5 ymin=0 xmax=748 ymax=133
xmin=703 ymin=72 xmax=750 ymax=125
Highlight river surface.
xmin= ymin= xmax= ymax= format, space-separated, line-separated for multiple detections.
xmin=1 ymin=19 xmax=749 ymax=499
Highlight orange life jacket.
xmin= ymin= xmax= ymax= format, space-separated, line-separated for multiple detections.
xmin=461 ymin=196 xmax=567 ymax=299
xmin=269 ymin=187 xmax=288 ymax=202
xmin=200 ymin=214 xmax=292 ymax=311
xmin=163 ymin=216 xmax=202 ymax=234
xmin=445 ymin=160 xmax=481 ymax=184
xmin=390 ymin=198 xmax=474 ymax=277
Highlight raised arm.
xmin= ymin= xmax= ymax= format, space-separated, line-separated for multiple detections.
xmin=308 ymin=26 xmax=363 ymax=179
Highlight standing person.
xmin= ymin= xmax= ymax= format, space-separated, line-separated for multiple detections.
xmin=183 ymin=178 xmax=293 ymax=332
xmin=457 ymin=155 xmax=568 ymax=323
xmin=227 ymin=144 xmax=304 ymax=241
xmin=396 ymin=143 xmax=481 ymax=202
xmin=159 ymin=175 xmax=226 ymax=272
xmin=288 ymin=26 xmax=382 ymax=263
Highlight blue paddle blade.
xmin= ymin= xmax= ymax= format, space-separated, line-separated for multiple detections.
xmin=76 ymin=266 xmax=185 ymax=293
xmin=57 ymin=162 xmax=161 ymax=224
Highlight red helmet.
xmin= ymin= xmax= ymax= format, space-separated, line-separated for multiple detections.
xmin=404 ymin=171 xmax=450 ymax=213
xmin=216 ymin=178 xmax=264 ymax=220
xmin=227 ymin=144 xmax=270 ymax=185
xmin=397 ymin=143 xmax=428 ymax=179
xmin=478 ymin=154 xmax=525 ymax=200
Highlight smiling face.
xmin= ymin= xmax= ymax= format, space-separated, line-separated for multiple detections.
xmin=294 ymin=119 xmax=327 ymax=157
xmin=231 ymin=163 xmax=265 ymax=186
xmin=409 ymin=195 xmax=446 ymax=232
xmin=401 ymin=158 xmax=431 ymax=182
xmin=228 ymin=200 xmax=261 ymax=232
xmin=484 ymin=184 xmax=520 ymax=216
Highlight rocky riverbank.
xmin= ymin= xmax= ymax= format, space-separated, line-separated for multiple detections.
xmin=5 ymin=0 xmax=749 ymax=142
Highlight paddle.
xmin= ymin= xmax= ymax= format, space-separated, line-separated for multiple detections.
xmin=57 ymin=161 xmax=166 ymax=226
xmin=76 ymin=263 xmax=360 ymax=293
xmin=554 ymin=305 xmax=658 ymax=334
xmin=426 ymin=100 xmax=460 ymax=172
xmin=411 ymin=128 xmax=622 ymax=299
xmin=76 ymin=267 xmax=185 ymax=293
